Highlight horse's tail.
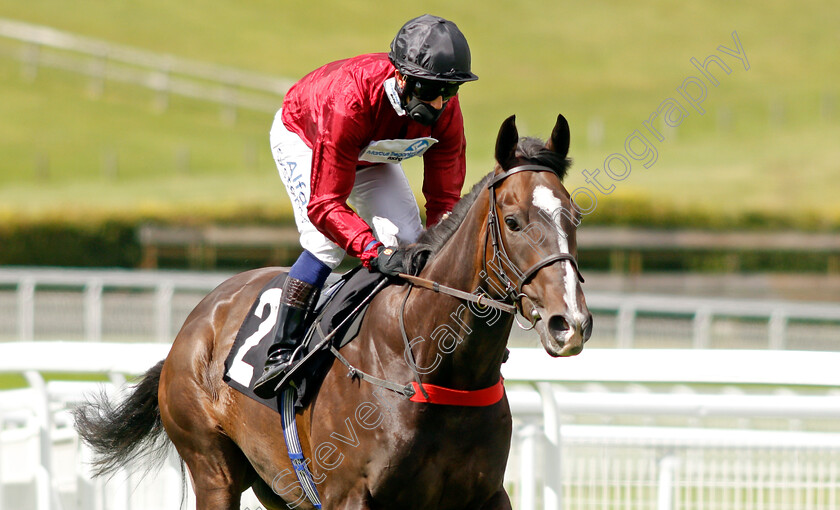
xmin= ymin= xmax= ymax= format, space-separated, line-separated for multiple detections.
xmin=74 ymin=360 xmax=172 ymax=478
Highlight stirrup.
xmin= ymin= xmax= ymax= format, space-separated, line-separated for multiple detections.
xmin=253 ymin=351 xmax=293 ymax=396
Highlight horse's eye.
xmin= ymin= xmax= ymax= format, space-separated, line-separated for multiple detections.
xmin=504 ymin=216 xmax=521 ymax=232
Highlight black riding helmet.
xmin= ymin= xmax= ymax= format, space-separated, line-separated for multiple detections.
xmin=389 ymin=14 xmax=478 ymax=83
xmin=389 ymin=15 xmax=477 ymax=125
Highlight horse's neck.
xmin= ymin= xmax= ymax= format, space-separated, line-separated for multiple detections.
xmin=409 ymin=192 xmax=513 ymax=389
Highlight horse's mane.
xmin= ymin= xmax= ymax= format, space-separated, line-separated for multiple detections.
xmin=413 ymin=172 xmax=495 ymax=252
xmin=407 ymin=136 xmax=572 ymax=258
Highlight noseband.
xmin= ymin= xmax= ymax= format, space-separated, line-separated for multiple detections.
xmin=484 ymin=164 xmax=585 ymax=327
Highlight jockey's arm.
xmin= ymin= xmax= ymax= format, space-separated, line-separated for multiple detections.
xmin=306 ymin=113 xmax=379 ymax=261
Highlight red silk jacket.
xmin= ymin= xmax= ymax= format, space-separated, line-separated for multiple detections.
xmin=281 ymin=53 xmax=467 ymax=258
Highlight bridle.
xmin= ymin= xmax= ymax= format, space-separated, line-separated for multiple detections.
xmin=399 ymin=163 xmax=584 ymax=328
xmin=483 ymin=164 xmax=585 ymax=328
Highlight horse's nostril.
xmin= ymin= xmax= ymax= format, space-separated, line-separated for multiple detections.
xmin=582 ymin=316 xmax=593 ymax=342
xmin=548 ymin=315 xmax=570 ymax=335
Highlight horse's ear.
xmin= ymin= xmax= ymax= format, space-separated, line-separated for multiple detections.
xmin=547 ymin=113 xmax=570 ymax=159
xmin=495 ymin=115 xmax=519 ymax=169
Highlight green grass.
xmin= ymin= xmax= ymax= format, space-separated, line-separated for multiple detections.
xmin=0 ymin=371 xmax=110 ymax=390
xmin=0 ymin=0 xmax=838 ymax=228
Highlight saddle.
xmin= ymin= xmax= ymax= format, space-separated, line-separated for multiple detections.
xmin=223 ymin=266 xmax=388 ymax=411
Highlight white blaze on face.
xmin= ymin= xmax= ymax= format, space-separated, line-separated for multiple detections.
xmin=532 ymin=185 xmax=585 ymax=325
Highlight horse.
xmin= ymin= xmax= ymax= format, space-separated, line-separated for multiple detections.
xmin=74 ymin=113 xmax=592 ymax=510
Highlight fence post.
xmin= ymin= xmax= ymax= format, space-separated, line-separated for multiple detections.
xmin=88 ymin=51 xmax=107 ymax=99
xmin=84 ymin=279 xmax=104 ymax=342
xmin=769 ymin=99 xmax=786 ymax=126
xmin=537 ymin=382 xmax=562 ymax=510
xmin=657 ymin=454 xmax=678 ymax=510
xmin=76 ymin=443 xmax=100 ymax=510
xmin=616 ymin=304 xmax=636 ymax=348
xmin=518 ymin=424 xmax=539 ymax=510
xmin=101 ymin=147 xmax=118 ymax=180
xmin=155 ymin=281 xmax=175 ymax=343
xmin=717 ymin=106 xmax=733 ymax=133
xmin=35 ymin=150 xmax=50 ymax=180
xmin=587 ymin=116 xmax=604 ymax=148
xmin=222 ymin=85 xmax=238 ymax=125
xmin=152 ymin=61 xmax=171 ymax=113
xmin=23 ymin=370 xmax=60 ymax=510
xmin=21 ymin=41 xmax=40 ymax=81
xmin=18 ymin=277 xmax=35 ymax=341
xmin=768 ymin=309 xmax=788 ymax=350
xmin=0 ymin=414 xmax=3 ymax=508
xmin=176 ymin=145 xmax=191 ymax=175
xmin=692 ymin=308 xmax=712 ymax=349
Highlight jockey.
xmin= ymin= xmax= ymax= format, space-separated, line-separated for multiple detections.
xmin=253 ymin=14 xmax=478 ymax=394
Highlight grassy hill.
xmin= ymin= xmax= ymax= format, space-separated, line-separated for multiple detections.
xmin=1 ymin=0 xmax=839 ymax=229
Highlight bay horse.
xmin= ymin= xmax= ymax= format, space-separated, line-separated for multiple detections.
xmin=75 ymin=114 xmax=592 ymax=510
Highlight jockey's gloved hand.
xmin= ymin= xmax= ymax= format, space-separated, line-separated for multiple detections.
xmin=369 ymin=245 xmax=407 ymax=277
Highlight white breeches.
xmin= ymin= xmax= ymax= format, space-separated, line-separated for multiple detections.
xmin=270 ymin=110 xmax=423 ymax=268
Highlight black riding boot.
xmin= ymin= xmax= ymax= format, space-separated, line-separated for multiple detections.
xmin=253 ymin=277 xmax=319 ymax=397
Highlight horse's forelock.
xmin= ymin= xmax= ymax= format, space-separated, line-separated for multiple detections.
xmin=516 ymin=136 xmax=572 ymax=181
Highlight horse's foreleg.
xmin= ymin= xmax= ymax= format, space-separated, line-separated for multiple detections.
xmin=251 ymin=477 xmax=304 ymax=510
xmin=478 ymin=489 xmax=513 ymax=510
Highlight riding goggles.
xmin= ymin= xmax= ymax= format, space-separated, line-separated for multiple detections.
xmin=409 ymin=79 xmax=460 ymax=101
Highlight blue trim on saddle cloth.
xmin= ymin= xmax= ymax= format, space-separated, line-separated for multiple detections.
xmin=280 ymin=387 xmax=322 ymax=508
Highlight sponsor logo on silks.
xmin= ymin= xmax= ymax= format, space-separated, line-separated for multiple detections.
xmin=359 ymin=137 xmax=439 ymax=164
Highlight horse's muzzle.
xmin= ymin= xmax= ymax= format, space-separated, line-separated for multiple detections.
xmin=540 ymin=312 xmax=592 ymax=357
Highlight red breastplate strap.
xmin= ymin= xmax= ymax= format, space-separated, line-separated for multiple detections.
xmin=409 ymin=377 xmax=505 ymax=406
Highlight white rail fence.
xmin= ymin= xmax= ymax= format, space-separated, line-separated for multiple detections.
xmin=1 ymin=344 xmax=839 ymax=510
xmin=1 ymin=267 xmax=839 ymax=351
xmin=0 ymin=18 xmax=291 ymax=119
xmin=503 ymin=349 xmax=840 ymax=510
xmin=0 ymin=342 xmax=174 ymax=510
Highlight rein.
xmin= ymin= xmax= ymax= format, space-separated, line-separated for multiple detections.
xmin=396 ymin=273 xmax=516 ymax=314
